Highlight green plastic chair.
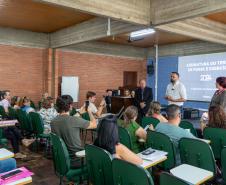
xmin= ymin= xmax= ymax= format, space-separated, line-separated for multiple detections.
xmin=0 ymin=128 xmax=8 ymax=148
xmin=160 ymin=172 xmax=190 ymax=185
xmin=70 ymin=107 xmax=77 ymax=116
xmin=118 ymin=126 xmax=132 ymax=150
xmin=146 ymin=130 xmax=176 ymax=170
xmin=8 ymin=107 xmax=17 ymax=120
xmin=29 ymin=112 xmax=50 ymax=154
xmin=0 ymin=106 xmax=7 ymax=119
xmin=50 ymin=133 xmax=87 ymax=185
xmin=112 ymin=158 xmax=154 ymax=185
xmin=179 ymin=120 xmax=197 ymax=137
xmin=221 ymin=147 xmax=226 ymax=184
xmin=16 ymin=109 xmax=33 ymax=134
xmin=141 ymin=117 xmax=160 ymax=128
xmin=85 ymin=144 xmax=113 ymax=185
xmin=30 ymin=100 xmax=36 ymax=110
xmin=81 ymin=112 xmax=90 ymax=121
xmin=179 ymin=138 xmax=217 ymax=175
xmin=203 ymin=127 xmax=226 ymax=160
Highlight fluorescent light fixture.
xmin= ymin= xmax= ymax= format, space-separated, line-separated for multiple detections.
xmin=130 ymin=28 xmax=155 ymax=38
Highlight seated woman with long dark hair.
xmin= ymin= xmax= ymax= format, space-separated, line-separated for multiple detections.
xmin=94 ymin=115 xmax=142 ymax=165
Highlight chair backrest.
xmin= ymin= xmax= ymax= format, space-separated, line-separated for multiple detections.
xmin=85 ymin=144 xmax=113 ymax=185
xmin=160 ymin=172 xmax=190 ymax=185
xmin=179 ymin=120 xmax=197 ymax=137
xmin=16 ymin=109 xmax=33 ymax=132
xmin=146 ymin=130 xmax=176 ymax=170
xmin=82 ymin=112 xmax=90 ymax=121
xmin=112 ymin=158 xmax=154 ymax=185
xmin=70 ymin=107 xmax=77 ymax=116
xmin=221 ymin=147 xmax=226 ymax=183
xmin=118 ymin=126 xmax=132 ymax=150
xmin=29 ymin=112 xmax=44 ymax=135
xmin=30 ymin=100 xmax=36 ymax=109
xmin=8 ymin=107 xmax=17 ymax=120
xmin=203 ymin=127 xmax=226 ymax=160
xmin=0 ymin=106 xmax=7 ymax=119
xmin=50 ymin=133 xmax=70 ymax=176
xmin=141 ymin=117 xmax=160 ymax=128
xmin=179 ymin=138 xmax=217 ymax=175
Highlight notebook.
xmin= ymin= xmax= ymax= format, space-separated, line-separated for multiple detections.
xmin=0 ymin=148 xmax=14 ymax=160
xmin=137 ymin=148 xmax=168 ymax=161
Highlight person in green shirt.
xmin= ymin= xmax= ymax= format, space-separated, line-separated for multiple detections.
xmin=120 ymin=106 xmax=147 ymax=153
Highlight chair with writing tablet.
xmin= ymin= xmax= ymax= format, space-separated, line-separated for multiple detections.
xmin=203 ymin=127 xmax=226 ymax=160
xmin=141 ymin=117 xmax=160 ymax=128
xmin=112 ymin=158 xmax=154 ymax=185
xmin=160 ymin=172 xmax=190 ymax=185
xmin=221 ymin=147 xmax=226 ymax=184
xmin=179 ymin=120 xmax=197 ymax=137
xmin=0 ymin=106 xmax=7 ymax=119
xmin=50 ymin=133 xmax=87 ymax=185
xmin=146 ymin=130 xmax=176 ymax=170
xmin=85 ymin=144 xmax=113 ymax=185
xmin=118 ymin=126 xmax=132 ymax=151
xmin=179 ymin=138 xmax=217 ymax=176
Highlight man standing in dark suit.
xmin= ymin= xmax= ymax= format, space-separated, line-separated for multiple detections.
xmin=134 ymin=79 xmax=153 ymax=120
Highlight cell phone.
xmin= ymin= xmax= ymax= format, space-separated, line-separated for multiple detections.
xmin=141 ymin=149 xmax=155 ymax=155
xmin=0 ymin=169 xmax=23 ymax=180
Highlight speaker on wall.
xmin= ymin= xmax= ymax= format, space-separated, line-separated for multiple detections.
xmin=147 ymin=60 xmax=154 ymax=75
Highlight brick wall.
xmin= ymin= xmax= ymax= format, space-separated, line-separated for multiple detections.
xmin=0 ymin=44 xmax=47 ymax=103
xmin=0 ymin=45 xmax=147 ymax=107
xmin=59 ymin=50 xmax=147 ymax=107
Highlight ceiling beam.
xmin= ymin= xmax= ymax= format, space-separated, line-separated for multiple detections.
xmin=151 ymin=0 xmax=226 ymax=25
xmin=0 ymin=27 xmax=49 ymax=48
xmin=147 ymin=40 xmax=226 ymax=57
xmin=35 ymin=0 xmax=151 ymax=25
xmin=156 ymin=17 xmax=226 ymax=45
xmin=50 ymin=17 xmax=144 ymax=48
xmin=62 ymin=41 xmax=147 ymax=59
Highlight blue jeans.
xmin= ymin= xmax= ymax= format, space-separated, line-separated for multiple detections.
xmin=0 ymin=158 xmax=16 ymax=173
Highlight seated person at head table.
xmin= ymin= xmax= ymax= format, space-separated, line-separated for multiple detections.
xmin=155 ymin=104 xmax=196 ymax=165
xmin=124 ymin=89 xmax=131 ymax=97
xmin=20 ymin=97 xmax=35 ymax=113
xmin=0 ymin=158 xmax=17 ymax=173
xmin=38 ymin=97 xmax=58 ymax=134
xmin=146 ymin=101 xmax=168 ymax=123
xmin=200 ymin=105 xmax=226 ymax=132
xmin=118 ymin=106 xmax=148 ymax=153
xmin=94 ymin=115 xmax=142 ymax=165
xmin=11 ymin=96 xmax=21 ymax=110
xmin=82 ymin=91 xmax=105 ymax=117
xmin=131 ymin=90 xmax=135 ymax=98
xmin=51 ymin=95 xmax=97 ymax=168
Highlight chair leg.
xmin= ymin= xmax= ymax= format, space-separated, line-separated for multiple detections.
xmin=84 ymin=130 xmax=88 ymax=145
xmin=59 ymin=176 xmax=64 ymax=185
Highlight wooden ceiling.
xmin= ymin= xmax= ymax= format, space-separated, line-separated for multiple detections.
xmin=99 ymin=30 xmax=194 ymax=48
xmin=206 ymin=11 xmax=226 ymax=24
xmin=0 ymin=0 xmax=94 ymax=33
xmin=0 ymin=1 xmax=226 ymax=48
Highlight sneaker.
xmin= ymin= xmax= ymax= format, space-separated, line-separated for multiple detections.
xmin=22 ymin=139 xmax=36 ymax=147
xmin=15 ymin=152 xmax=27 ymax=159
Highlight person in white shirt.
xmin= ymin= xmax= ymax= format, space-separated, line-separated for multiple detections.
xmin=165 ymin=72 xmax=187 ymax=107
xmin=84 ymin=91 xmax=105 ymax=117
